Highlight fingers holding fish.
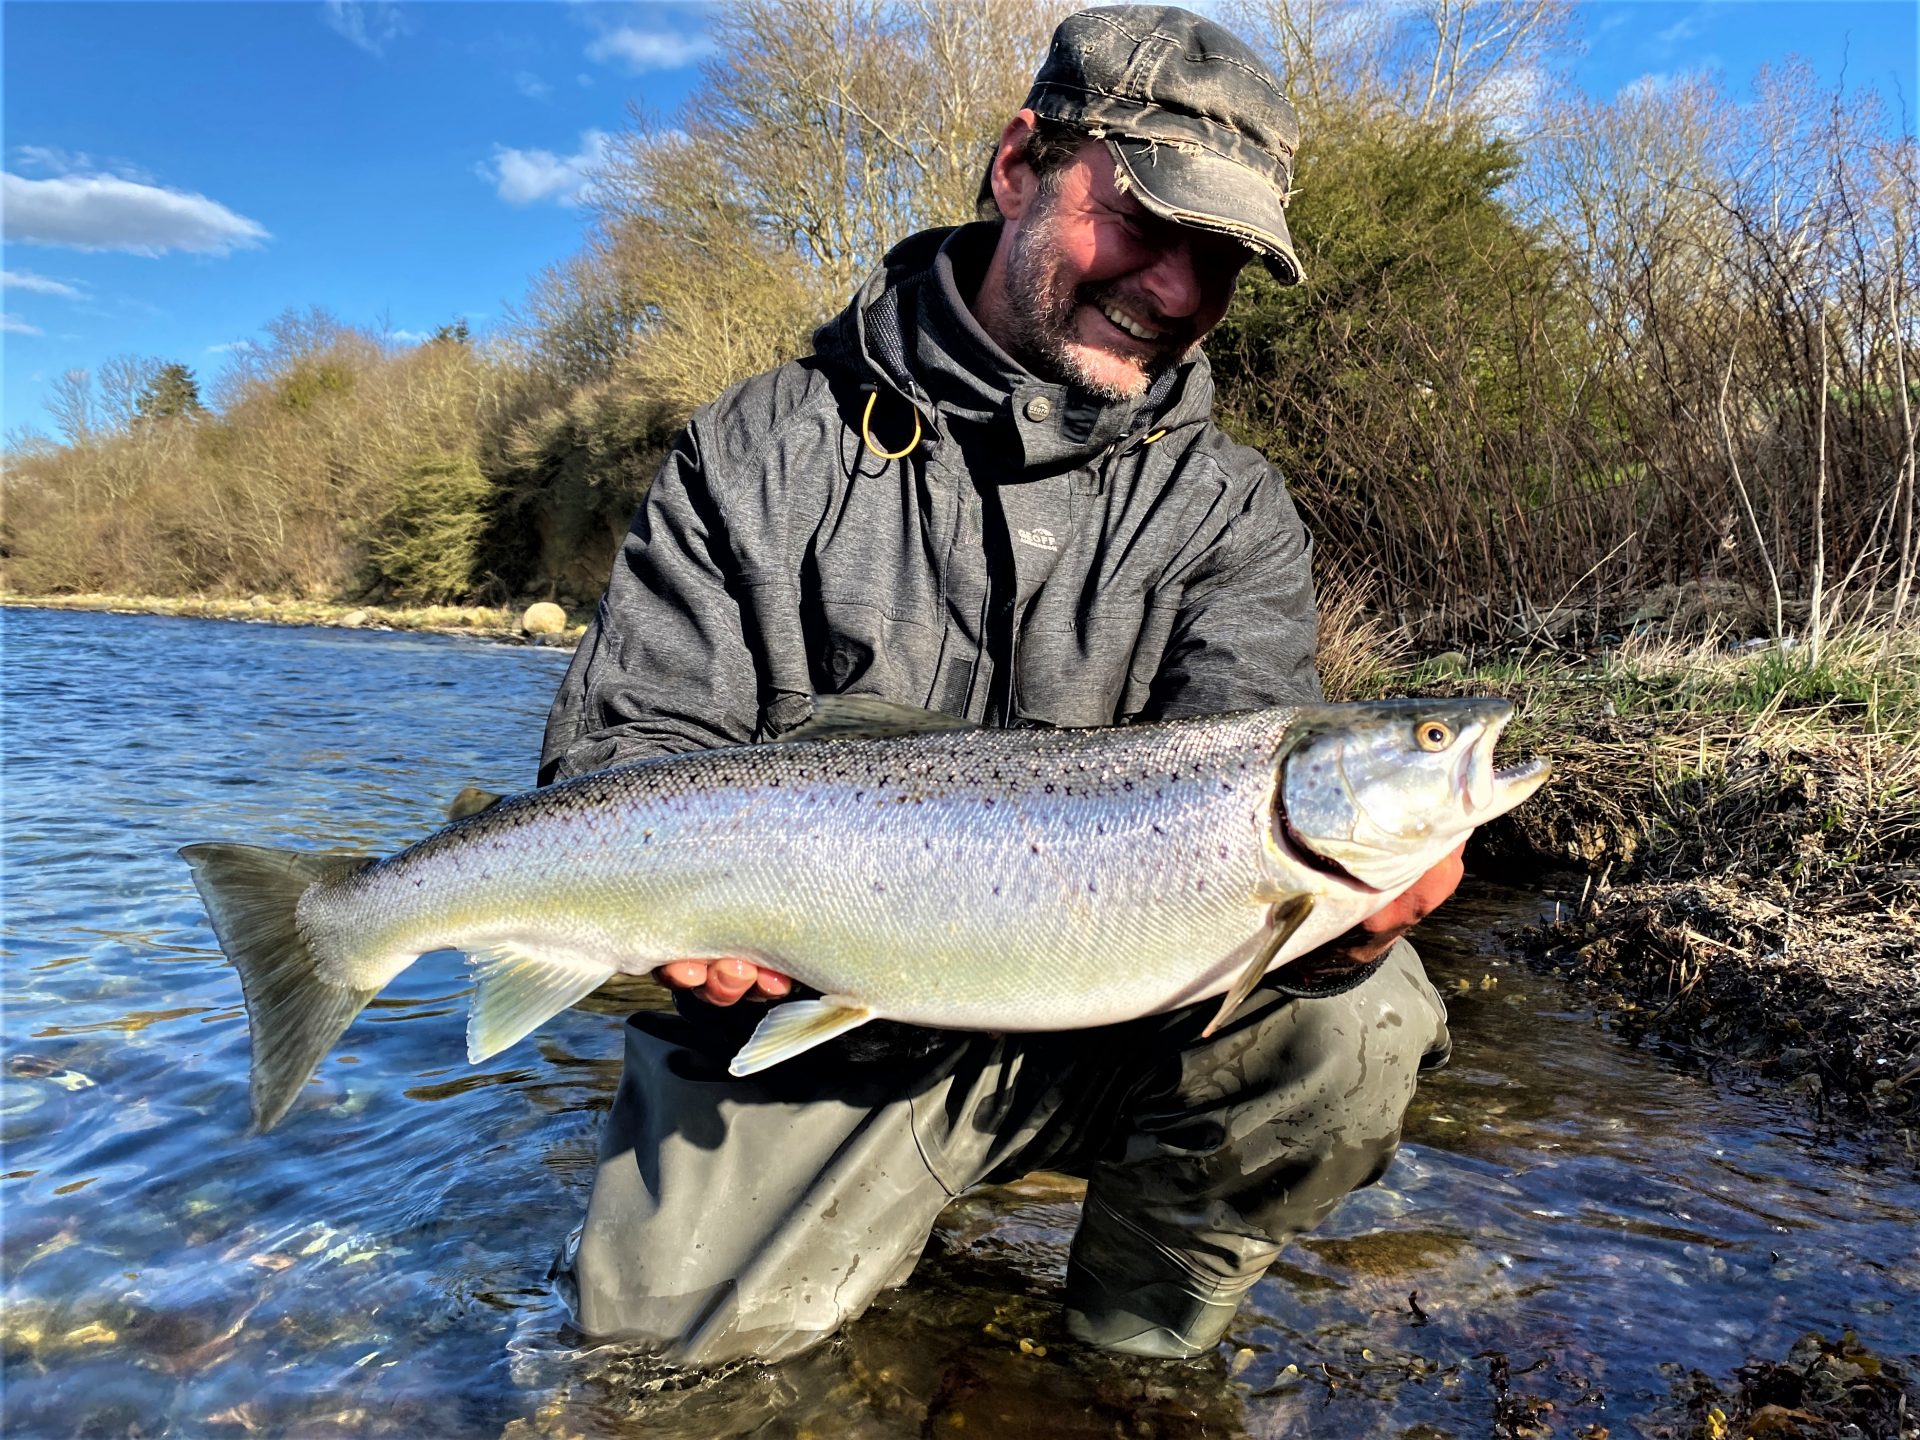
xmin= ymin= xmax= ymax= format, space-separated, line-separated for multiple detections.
xmin=656 ymin=958 xmax=794 ymax=1006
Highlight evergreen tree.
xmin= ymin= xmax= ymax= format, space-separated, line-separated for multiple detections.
xmin=135 ymin=363 xmax=208 ymax=422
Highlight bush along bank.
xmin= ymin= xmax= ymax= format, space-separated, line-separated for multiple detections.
xmin=1376 ymin=628 xmax=1920 ymax=1147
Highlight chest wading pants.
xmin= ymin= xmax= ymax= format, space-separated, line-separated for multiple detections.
xmin=550 ymin=939 xmax=1451 ymax=1366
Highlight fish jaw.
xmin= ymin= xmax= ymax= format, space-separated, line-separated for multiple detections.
xmin=1462 ymin=711 xmax=1552 ymax=820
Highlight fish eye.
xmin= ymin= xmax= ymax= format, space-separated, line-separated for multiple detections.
xmin=1415 ymin=720 xmax=1453 ymax=752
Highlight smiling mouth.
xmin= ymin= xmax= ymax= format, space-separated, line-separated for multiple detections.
xmin=1098 ymin=304 xmax=1165 ymax=343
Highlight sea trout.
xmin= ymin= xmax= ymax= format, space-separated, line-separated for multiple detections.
xmin=181 ymin=696 xmax=1548 ymax=1132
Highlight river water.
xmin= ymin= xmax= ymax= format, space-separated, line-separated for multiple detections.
xmin=3 ymin=606 xmax=1915 ymax=1438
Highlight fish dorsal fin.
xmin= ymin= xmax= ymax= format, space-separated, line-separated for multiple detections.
xmin=780 ymin=695 xmax=977 ymax=744
xmin=729 ymin=998 xmax=874 ymax=1075
xmin=465 ymin=944 xmax=616 ymax=1063
xmin=447 ymin=787 xmax=507 ymax=822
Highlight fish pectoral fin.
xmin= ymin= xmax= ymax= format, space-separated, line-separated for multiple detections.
xmin=729 ymin=998 xmax=874 ymax=1076
xmin=780 ymin=695 xmax=978 ymax=743
xmin=466 ymin=945 xmax=617 ymax=1063
xmin=446 ymin=787 xmax=507 ymax=822
xmin=1201 ymin=894 xmax=1316 ymax=1039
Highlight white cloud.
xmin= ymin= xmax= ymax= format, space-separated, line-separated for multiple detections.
xmin=2 ymin=269 xmax=86 ymax=299
xmin=514 ymin=70 xmax=552 ymax=101
xmin=1655 ymin=13 xmax=1703 ymax=46
xmin=2 ymin=313 xmax=45 ymax=336
xmin=478 ymin=129 xmax=609 ymax=207
xmin=1620 ymin=71 xmax=1679 ymax=100
xmin=13 ymin=145 xmax=95 ymax=174
xmin=4 ymin=170 xmax=269 ymax=256
xmin=585 ymin=25 xmax=711 ymax=73
xmin=207 ymin=339 xmax=259 ymax=355
xmin=389 ymin=328 xmax=431 ymax=343
xmin=11 ymin=146 xmax=154 ymax=185
xmin=1480 ymin=65 xmax=1550 ymax=135
xmin=324 ymin=0 xmax=410 ymax=58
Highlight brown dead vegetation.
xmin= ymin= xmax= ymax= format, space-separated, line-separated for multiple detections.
xmin=1382 ymin=632 xmax=1920 ymax=1137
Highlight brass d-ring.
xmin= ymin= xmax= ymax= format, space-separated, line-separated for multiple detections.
xmin=861 ymin=390 xmax=922 ymax=461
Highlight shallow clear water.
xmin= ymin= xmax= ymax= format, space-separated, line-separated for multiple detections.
xmin=3 ymin=606 xmax=1915 ymax=1438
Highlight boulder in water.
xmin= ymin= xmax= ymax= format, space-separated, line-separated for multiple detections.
xmin=521 ymin=602 xmax=567 ymax=636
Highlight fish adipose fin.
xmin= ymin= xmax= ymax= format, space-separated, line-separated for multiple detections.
xmin=466 ymin=946 xmax=617 ymax=1063
xmin=781 ymin=695 xmax=978 ymax=743
xmin=178 ymin=843 xmax=378 ymax=1134
xmin=1201 ymin=893 xmax=1316 ymax=1038
xmin=729 ymin=998 xmax=874 ymax=1075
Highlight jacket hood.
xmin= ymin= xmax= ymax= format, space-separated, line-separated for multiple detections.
xmin=812 ymin=223 xmax=1218 ymax=468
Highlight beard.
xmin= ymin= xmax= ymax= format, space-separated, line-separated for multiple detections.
xmin=998 ymin=195 xmax=1197 ymax=403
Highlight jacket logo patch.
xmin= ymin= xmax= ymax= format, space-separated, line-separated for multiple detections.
xmin=1017 ymin=526 xmax=1059 ymax=553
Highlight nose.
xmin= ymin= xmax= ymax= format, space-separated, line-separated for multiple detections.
xmin=1137 ymin=234 xmax=1205 ymax=320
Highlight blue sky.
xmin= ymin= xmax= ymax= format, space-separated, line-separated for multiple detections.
xmin=3 ymin=1 xmax=1914 ymax=439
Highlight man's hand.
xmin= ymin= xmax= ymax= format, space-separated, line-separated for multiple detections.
xmin=655 ymin=958 xmax=793 ymax=1007
xmin=1318 ymin=843 xmax=1466 ymax=967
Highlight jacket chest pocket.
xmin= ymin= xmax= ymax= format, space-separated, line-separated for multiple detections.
xmin=804 ymin=594 xmax=933 ymax=698
xmin=1013 ymin=593 xmax=1176 ymax=727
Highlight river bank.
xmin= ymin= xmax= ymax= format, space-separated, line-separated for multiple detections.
xmin=0 ymin=591 xmax=590 ymax=644
xmin=1391 ymin=629 xmax=1920 ymax=1152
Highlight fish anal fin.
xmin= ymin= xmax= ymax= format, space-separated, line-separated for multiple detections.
xmin=780 ymin=695 xmax=978 ymax=744
xmin=729 ymin=998 xmax=874 ymax=1075
xmin=466 ymin=944 xmax=617 ymax=1063
xmin=1201 ymin=894 xmax=1316 ymax=1038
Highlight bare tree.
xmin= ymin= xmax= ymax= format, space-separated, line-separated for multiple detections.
xmin=45 ymin=370 xmax=95 ymax=446
xmin=1228 ymin=0 xmax=1571 ymax=132
xmin=577 ymin=0 xmax=1064 ymax=391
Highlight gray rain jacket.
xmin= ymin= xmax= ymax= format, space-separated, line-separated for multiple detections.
xmin=540 ymin=221 xmax=1319 ymax=785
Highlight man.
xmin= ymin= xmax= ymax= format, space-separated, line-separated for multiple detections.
xmin=540 ymin=5 xmax=1459 ymax=1366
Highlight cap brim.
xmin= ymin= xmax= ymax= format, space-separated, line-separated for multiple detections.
xmin=1109 ymin=138 xmax=1302 ymax=286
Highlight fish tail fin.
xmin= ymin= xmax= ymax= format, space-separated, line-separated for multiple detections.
xmin=179 ymin=843 xmax=378 ymax=1134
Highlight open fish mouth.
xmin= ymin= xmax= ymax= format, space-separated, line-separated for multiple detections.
xmin=1466 ymin=710 xmax=1552 ymax=815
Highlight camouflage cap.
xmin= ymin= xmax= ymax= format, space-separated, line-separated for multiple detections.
xmin=1022 ymin=5 xmax=1303 ymax=284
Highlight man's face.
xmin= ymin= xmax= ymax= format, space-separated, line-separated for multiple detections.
xmin=995 ymin=141 xmax=1253 ymax=402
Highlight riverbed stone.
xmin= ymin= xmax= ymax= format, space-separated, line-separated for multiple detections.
xmin=521 ymin=602 xmax=567 ymax=636
xmin=339 ymin=609 xmax=370 ymax=628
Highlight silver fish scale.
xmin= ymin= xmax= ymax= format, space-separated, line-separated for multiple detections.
xmin=304 ymin=709 xmax=1315 ymax=1030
